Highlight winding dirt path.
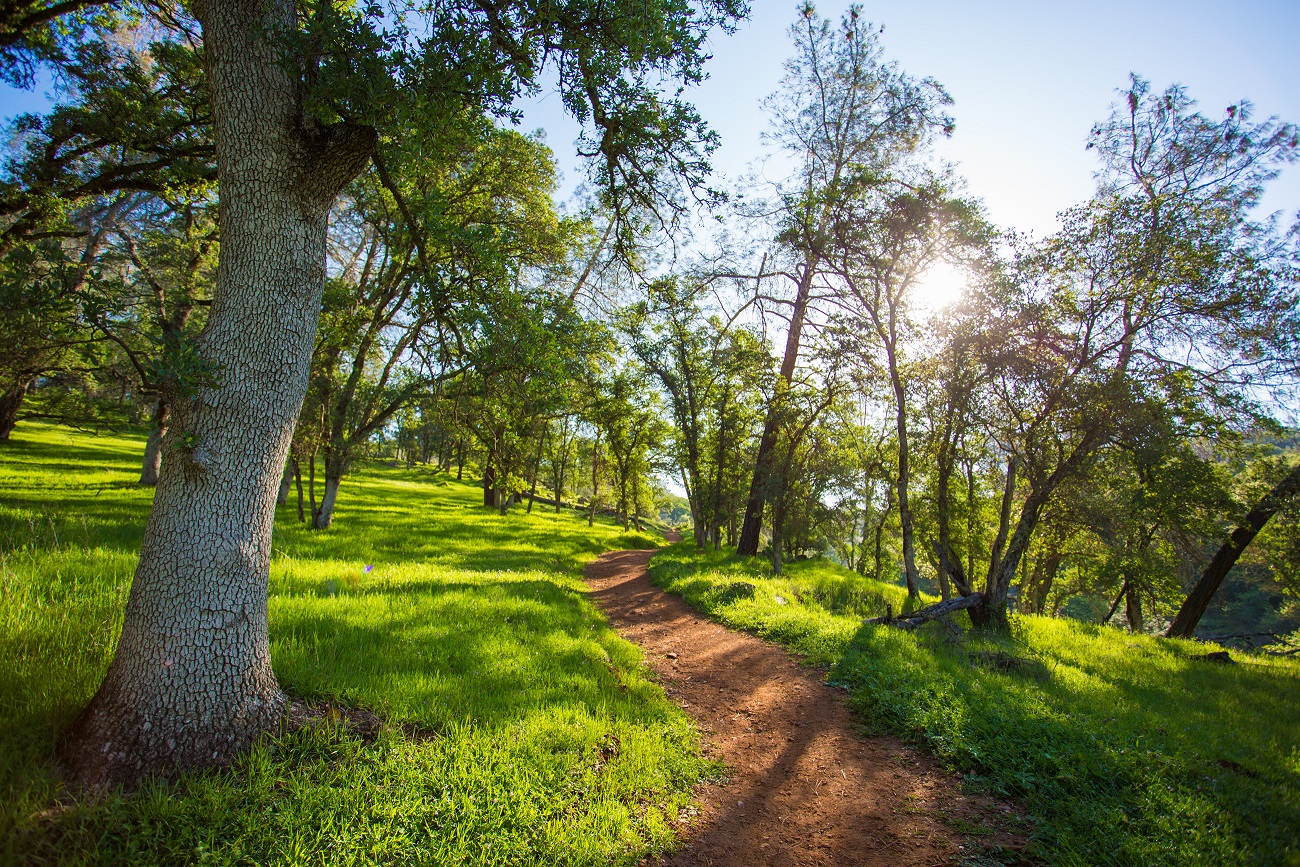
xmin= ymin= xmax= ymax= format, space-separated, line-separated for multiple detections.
xmin=585 ymin=545 xmax=1024 ymax=867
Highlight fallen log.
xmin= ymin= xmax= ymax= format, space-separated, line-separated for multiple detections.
xmin=864 ymin=592 xmax=984 ymax=631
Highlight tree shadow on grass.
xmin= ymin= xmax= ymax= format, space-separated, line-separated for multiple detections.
xmin=271 ymin=576 xmax=680 ymax=733
xmin=831 ymin=618 xmax=1300 ymax=865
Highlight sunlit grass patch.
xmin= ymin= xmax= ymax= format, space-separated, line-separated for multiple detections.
xmin=1 ymin=423 xmax=708 ymax=866
xmin=649 ymin=540 xmax=1300 ymax=867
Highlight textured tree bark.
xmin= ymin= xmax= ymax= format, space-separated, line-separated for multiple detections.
xmin=58 ymin=0 xmax=375 ymax=791
xmin=735 ymin=392 xmax=776 ymax=555
xmin=0 ymin=380 xmax=29 ymax=444
xmin=1030 ymin=551 xmax=1061 ymax=614
xmin=1125 ymin=584 xmax=1143 ymax=633
xmin=276 ymin=462 xmax=291 ymax=505
xmin=971 ymin=486 xmax=1046 ymax=630
xmin=313 ymin=474 xmax=342 ymax=529
xmin=1166 ymin=462 xmax=1300 ymax=638
xmin=483 ymin=462 xmax=496 ymax=509
xmin=292 ymin=457 xmax=305 ymax=522
xmin=312 ymin=451 xmax=348 ymax=529
xmin=984 ymin=456 xmax=1018 ymax=593
xmin=139 ymin=400 xmax=170 ymax=486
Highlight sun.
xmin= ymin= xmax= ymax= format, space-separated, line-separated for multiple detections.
xmin=910 ymin=262 xmax=969 ymax=312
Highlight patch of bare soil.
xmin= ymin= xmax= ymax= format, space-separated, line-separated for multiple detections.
xmin=585 ymin=545 xmax=1028 ymax=867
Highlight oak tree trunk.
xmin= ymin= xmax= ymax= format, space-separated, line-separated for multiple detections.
xmin=1166 ymin=462 xmax=1300 ymax=638
xmin=971 ymin=486 xmax=1046 ymax=630
xmin=483 ymin=462 xmax=497 ymax=508
xmin=1125 ymin=584 xmax=1143 ymax=633
xmin=292 ymin=457 xmax=305 ymax=523
xmin=313 ymin=474 xmax=342 ymax=529
xmin=0 ymin=380 xmax=30 ymax=444
xmin=139 ymin=400 xmax=170 ymax=487
xmin=276 ymin=462 xmax=292 ymax=505
xmin=57 ymin=0 xmax=375 ymax=791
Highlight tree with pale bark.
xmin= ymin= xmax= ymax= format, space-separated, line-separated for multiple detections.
xmin=42 ymin=0 xmax=745 ymax=791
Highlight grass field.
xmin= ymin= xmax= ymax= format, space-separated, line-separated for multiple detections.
xmin=0 ymin=423 xmax=712 ymax=866
xmin=648 ymin=544 xmax=1300 ymax=867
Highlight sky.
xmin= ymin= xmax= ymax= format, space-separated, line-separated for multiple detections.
xmin=516 ymin=0 xmax=1300 ymax=243
xmin=3 ymin=1 xmax=1297 ymax=245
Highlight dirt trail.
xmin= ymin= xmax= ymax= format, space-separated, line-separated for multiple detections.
xmin=585 ymin=545 xmax=1023 ymax=867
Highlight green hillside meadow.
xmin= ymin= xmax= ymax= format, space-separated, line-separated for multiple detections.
xmin=0 ymin=423 xmax=712 ymax=866
xmin=648 ymin=546 xmax=1300 ymax=866
xmin=5 ymin=421 xmax=1299 ymax=866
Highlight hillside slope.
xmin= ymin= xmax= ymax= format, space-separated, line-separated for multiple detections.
xmin=649 ymin=544 xmax=1300 ymax=866
xmin=0 ymin=424 xmax=709 ymax=866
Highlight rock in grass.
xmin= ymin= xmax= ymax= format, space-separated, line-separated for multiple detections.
xmin=968 ymin=650 xmax=1049 ymax=681
xmin=1190 ymin=650 xmax=1233 ymax=664
xmin=718 ymin=582 xmax=757 ymax=603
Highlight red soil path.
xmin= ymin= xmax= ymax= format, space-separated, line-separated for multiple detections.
xmin=584 ymin=544 xmax=1026 ymax=867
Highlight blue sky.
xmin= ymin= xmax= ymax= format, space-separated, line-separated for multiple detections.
xmin=518 ymin=0 xmax=1300 ymax=237
xmin=3 ymin=0 xmax=1297 ymax=238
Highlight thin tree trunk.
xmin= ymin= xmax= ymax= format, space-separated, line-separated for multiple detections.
xmin=1033 ymin=551 xmax=1061 ymax=614
xmin=314 ymin=475 xmax=341 ymax=529
xmin=737 ymin=265 xmax=816 ymax=556
xmin=769 ymin=499 xmax=785 ymax=576
xmin=139 ymin=400 xmax=170 ymax=486
xmin=312 ymin=453 xmax=345 ymax=529
xmin=985 ymin=456 xmax=1018 ymax=591
xmin=1125 ymin=583 xmax=1143 ymax=633
xmin=58 ymin=0 xmax=376 ymax=791
xmin=1166 ymin=462 xmax=1300 ymax=638
xmin=292 ymin=457 xmax=305 ymax=523
xmin=685 ymin=466 xmax=706 ymax=546
xmin=972 ymin=484 xmax=1047 ymax=630
xmin=888 ymin=355 xmax=919 ymax=597
xmin=0 ymin=380 xmax=31 ymax=444
xmin=737 ymin=408 xmax=778 ymax=556
xmin=553 ymin=418 xmax=570 ymax=513
xmin=1105 ymin=578 xmax=1130 ymax=625
xmin=276 ymin=462 xmax=292 ymax=506
xmin=965 ymin=460 xmax=977 ymax=584
xmin=873 ymin=484 xmax=894 ymax=583
xmin=588 ymin=431 xmax=601 ymax=527
xmin=483 ymin=461 xmax=496 ymax=509
xmin=526 ymin=432 xmax=545 ymax=514
xmin=308 ymin=454 xmax=319 ymax=524
xmin=934 ymin=430 xmax=957 ymax=601
xmin=620 ymin=473 xmax=629 ymax=530
xmin=709 ymin=394 xmax=730 ymax=549
xmin=631 ymin=466 xmax=642 ymax=531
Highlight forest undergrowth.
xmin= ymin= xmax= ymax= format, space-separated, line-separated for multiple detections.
xmin=0 ymin=423 xmax=712 ymax=866
xmin=648 ymin=544 xmax=1300 ymax=866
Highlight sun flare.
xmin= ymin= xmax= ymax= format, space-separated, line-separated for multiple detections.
xmin=911 ymin=262 xmax=969 ymax=312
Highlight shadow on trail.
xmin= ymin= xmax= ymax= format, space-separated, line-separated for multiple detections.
xmin=586 ymin=548 xmax=990 ymax=867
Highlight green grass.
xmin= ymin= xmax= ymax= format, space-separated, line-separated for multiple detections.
xmin=649 ymin=542 xmax=1300 ymax=867
xmin=1 ymin=423 xmax=712 ymax=866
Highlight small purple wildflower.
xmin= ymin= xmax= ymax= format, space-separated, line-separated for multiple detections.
xmin=363 ymin=564 xmax=374 ymax=573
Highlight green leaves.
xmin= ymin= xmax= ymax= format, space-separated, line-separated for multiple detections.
xmin=142 ymin=331 xmax=222 ymax=401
